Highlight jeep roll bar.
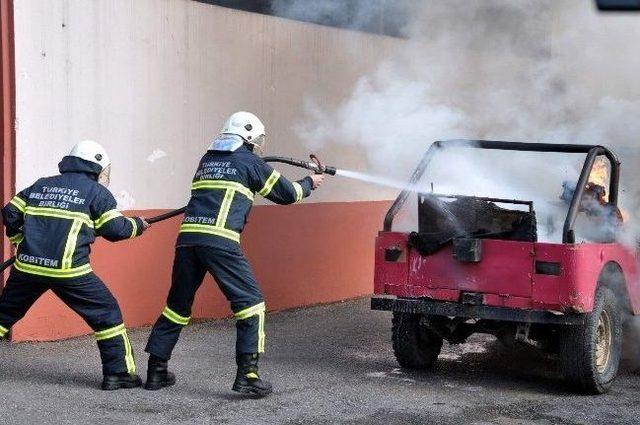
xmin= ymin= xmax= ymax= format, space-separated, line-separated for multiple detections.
xmin=383 ymin=139 xmax=621 ymax=244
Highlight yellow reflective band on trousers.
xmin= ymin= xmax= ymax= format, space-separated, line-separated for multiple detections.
xmin=9 ymin=196 xmax=26 ymax=212
xmin=179 ymin=224 xmax=241 ymax=243
xmin=126 ymin=217 xmax=138 ymax=239
xmin=258 ymin=170 xmax=281 ymax=197
xmin=162 ymin=306 xmax=190 ymax=326
xmin=234 ymin=302 xmax=266 ymax=354
xmin=62 ymin=219 xmax=83 ymax=269
xmin=94 ymin=324 xmax=136 ymax=373
xmin=258 ymin=310 xmax=265 ymax=352
xmin=94 ymin=209 xmax=123 ymax=229
xmin=25 ymin=206 xmax=94 ymax=227
xmin=0 ymin=325 xmax=8 ymax=338
xmin=234 ymin=302 xmax=265 ymax=319
xmin=191 ymin=180 xmax=254 ymax=201
xmin=215 ymin=189 xmax=236 ymax=228
xmin=292 ymin=182 xmax=303 ymax=203
xmin=122 ymin=331 xmax=135 ymax=373
xmin=94 ymin=324 xmax=126 ymax=340
xmin=14 ymin=260 xmax=92 ymax=279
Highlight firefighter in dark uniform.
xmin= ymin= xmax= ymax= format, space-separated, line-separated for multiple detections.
xmin=144 ymin=111 xmax=324 ymax=396
xmin=0 ymin=140 xmax=150 ymax=390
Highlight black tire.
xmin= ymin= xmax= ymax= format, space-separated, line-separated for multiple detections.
xmin=558 ymin=286 xmax=622 ymax=394
xmin=392 ymin=312 xmax=443 ymax=370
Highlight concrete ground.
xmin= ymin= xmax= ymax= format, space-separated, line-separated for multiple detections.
xmin=1 ymin=298 xmax=639 ymax=425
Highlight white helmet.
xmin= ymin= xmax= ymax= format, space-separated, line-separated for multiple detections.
xmin=220 ymin=111 xmax=266 ymax=152
xmin=69 ymin=140 xmax=111 ymax=171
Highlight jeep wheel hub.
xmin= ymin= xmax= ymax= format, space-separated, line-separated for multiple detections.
xmin=595 ymin=310 xmax=612 ymax=374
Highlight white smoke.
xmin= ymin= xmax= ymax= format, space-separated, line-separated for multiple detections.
xmin=293 ymin=0 xmax=640 ymax=244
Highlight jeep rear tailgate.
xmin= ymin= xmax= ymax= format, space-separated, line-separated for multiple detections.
xmin=408 ymin=239 xmax=535 ymax=298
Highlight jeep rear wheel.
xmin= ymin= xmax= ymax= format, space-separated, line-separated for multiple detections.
xmin=559 ymin=287 xmax=622 ymax=394
xmin=392 ymin=312 xmax=443 ymax=369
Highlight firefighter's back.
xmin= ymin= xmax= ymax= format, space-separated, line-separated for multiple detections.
xmin=177 ymin=146 xmax=260 ymax=250
xmin=15 ymin=170 xmax=102 ymax=277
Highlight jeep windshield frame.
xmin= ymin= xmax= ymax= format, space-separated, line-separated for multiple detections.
xmin=383 ymin=139 xmax=621 ymax=244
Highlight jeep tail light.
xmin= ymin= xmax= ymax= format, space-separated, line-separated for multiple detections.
xmin=385 ymin=246 xmax=405 ymax=262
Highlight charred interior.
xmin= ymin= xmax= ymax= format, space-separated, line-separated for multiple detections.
xmin=409 ymin=194 xmax=537 ymax=256
xmin=388 ymin=140 xmax=623 ymax=254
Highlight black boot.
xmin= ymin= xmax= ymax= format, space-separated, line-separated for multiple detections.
xmin=144 ymin=354 xmax=176 ymax=391
xmin=232 ymin=353 xmax=272 ymax=397
xmin=101 ymin=372 xmax=142 ymax=391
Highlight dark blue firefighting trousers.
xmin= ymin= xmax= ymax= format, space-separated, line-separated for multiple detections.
xmin=0 ymin=269 xmax=135 ymax=375
xmin=145 ymin=246 xmax=265 ymax=360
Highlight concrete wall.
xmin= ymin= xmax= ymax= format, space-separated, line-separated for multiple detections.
xmin=11 ymin=0 xmax=398 ymax=341
xmin=14 ymin=0 xmax=399 ymax=206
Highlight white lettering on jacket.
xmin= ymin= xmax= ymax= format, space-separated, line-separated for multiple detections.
xmin=194 ymin=161 xmax=239 ymax=180
xmin=18 ymin=253 xmax=59 ymax=267
xmin=183 ymin=216 xmax=217 ymax=225
xmin=29 ymin=186 xmax=86 ymax=208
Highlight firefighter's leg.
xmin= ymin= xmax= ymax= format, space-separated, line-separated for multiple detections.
xmin=197 ymin=246 xmax=271 ymax=396
xmin=50 ymin=273 xmax=140 ymax=390
xmin=144 ymin=246 xmax=206 ymax=390
xmin=0 ymin=271 xmax=48 ymax=338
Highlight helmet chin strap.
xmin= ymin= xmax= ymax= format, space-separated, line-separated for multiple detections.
xmin=98 ymin=165 xmax=111 ymax=187
xmin=247 ymin=134 xmax=266 ymax=154
xmin=244 ymin=139 xmax=265 ymax=154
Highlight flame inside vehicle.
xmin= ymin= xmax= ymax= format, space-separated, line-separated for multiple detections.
xmin=589 ymin=158 xmax=609 ymax=187
xmin=586 ymin=157 xmax=627 ymax=224
xmin=559 ymin=156 xmax=623 ymax=228
xmin=588 ymin=157 xmax=610 ymax=202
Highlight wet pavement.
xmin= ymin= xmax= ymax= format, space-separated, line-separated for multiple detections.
xmin=0 ymin=297 xmax=639 ymax=424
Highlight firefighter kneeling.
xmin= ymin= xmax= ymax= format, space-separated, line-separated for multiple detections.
xmin=0 ymin=141 xmax=150 ymax=390
xmin=144 ymin=112 xmax=324 ymax=396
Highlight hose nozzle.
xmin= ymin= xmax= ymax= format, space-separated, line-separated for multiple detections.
xmin=324 ymin=165 xmax=337 ymax=176
xmin=309 ymin=154 xmax=337 ymax=175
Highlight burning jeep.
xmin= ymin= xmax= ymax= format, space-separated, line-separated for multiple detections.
xmin=371 ymin=140 xmax=638 ymax=394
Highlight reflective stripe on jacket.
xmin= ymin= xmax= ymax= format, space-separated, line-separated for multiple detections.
xmin=1 ymin=156 xmax=145 ymax=278
xmin=177 ymin=145 xmax=313 ymax=249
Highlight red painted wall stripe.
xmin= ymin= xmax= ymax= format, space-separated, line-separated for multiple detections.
xmin=11 ymin=200 xmax=391 ymax=341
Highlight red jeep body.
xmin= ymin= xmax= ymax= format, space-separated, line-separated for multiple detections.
xmin=371 ymin=140 xmax=639 ymax=394
xmin=375 ymin=234 xmax=640 ymax=315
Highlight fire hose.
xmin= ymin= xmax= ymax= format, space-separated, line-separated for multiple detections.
xmin=262 ymin=154 xmax=337 ymax=175
xmin=0 ymin=155 xmax=335 ymax=273
xmin=0 ymin=208 xmax=188 ymax=273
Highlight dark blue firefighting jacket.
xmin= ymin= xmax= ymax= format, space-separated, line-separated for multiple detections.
xmin=1 ymin=156 xmax=145 ymax=279
xmin=177 ymin=145 xmax=313 ymax=250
